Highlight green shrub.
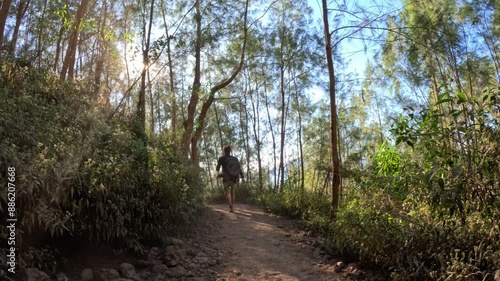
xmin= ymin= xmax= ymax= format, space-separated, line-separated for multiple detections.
xmin=0 ymin=58 xmax=205 ymax=270
xmin=256 ymin=187 xmax=330 ymax=222
xmin=326 ymin=192 xmax=500 ymax=280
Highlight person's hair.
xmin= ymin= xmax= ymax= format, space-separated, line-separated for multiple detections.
xmin=223 ymin=145 xmax=231 ymax=156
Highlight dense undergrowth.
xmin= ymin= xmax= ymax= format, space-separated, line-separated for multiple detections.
xmin=1 ymin=55 xmax=499 ymax=281
xmin=256 ymin=89 xmax=500 ymax=280
xmin=0 ymin=57 xmax=205 ymax=274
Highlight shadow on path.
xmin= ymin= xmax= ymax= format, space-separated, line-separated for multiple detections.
xmin=204 ymin=204 xmax=349 ymax=281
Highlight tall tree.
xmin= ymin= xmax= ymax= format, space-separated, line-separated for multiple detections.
xmin=159 ymin=0 xmax=177 ymax=132
xmin=322 ymin=0 xmax=341 ymax=219
xmin=265 ymin=0 xmax=316 ymax=192
xmin=0 ymin=0 xmax=13 ymax=49
xmin=182 ymin=0 xmax=202 ymax=159
xmin=137 ymin=0 xmax=155 ymax=140
xmin=249 ymin=78 xmax=263 ymax=189
xmin=8 ymin=0 xmax=31 ymax=55
xmin=60 ymin=0 xmax=90 ymax=80
xmin=183 ymin=0 xmax=249 ymax=164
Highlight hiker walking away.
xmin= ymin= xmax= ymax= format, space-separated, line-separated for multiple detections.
xmin=216 ymin=145 xmax=244 ymax=212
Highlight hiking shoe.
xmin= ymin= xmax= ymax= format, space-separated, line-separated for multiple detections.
xmin=229 ymin=205 xmax=234 ymax=212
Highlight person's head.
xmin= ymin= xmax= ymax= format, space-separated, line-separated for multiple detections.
xmin=223 ymin=145 xmax=231 ymax=156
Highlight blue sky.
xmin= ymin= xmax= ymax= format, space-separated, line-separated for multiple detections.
xmin=306 ymin=0 xmax=403 ymax=102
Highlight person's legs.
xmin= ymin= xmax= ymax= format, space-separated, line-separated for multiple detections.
xmin=230 ymin=181 xmax=236 ymax=210
xmin=223 ymin=181 xmax=231 ymax=209
xmin=223 ymin=180 xmax=237 ymax=212
xmin=227 ymin=181 xmax=235 ymax=212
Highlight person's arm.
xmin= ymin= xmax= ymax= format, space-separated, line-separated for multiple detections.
xmin=216 ymin=159 xmax=221 ymax=172
xmin=239 ymin=169 xmax=245 ymax=181
xmin=216 ymin=156 xmax=224 ymax=172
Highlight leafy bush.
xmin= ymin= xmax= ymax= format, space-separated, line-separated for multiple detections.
xmin=329 ymin=87 xmax=500 ymax=280
xmin=328 ymin=194 xmax=500 ymax=280
xmin=253 ymin=86 xmax=500 ymax=280
xmin=257 ymin=187 xmax=330 ymax=222
xmin=0 ymin=57 xmax=205 ymax=271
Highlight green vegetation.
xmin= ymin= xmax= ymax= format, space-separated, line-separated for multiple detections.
xmin=255 ymin=88 xmax=500 ymax=280
xmin=1 ymin=0 xmax=499 ymax=280
xmin=0 ymin=57 xmax=204 ymax=270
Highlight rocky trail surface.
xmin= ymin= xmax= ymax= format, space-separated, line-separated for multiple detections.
xmin=23 ymin=204 xmax=374 ymax=281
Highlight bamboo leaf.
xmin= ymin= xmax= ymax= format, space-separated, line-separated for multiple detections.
xmin=436 ymin=98 xmax=453 ymax=105
xmin=456 ymin=92 xmax=467 ymax=103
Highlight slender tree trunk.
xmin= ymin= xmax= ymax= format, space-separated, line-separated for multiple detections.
xmin=158 ymin=84 xmax=164 ymax=132
xmin=8 ymin=0 xmax=31 ymax=55
xmin=0 ymin=0 xmax=13 ymax=49
xmin=295 ymin=91 xmax=305 ymax=204
xmin=243 ymin=83 xmax=251 ymax=182
xmin=265 ymin=92 xmax=277 ymax=190
xmin=321 ymin=171 xmax=330 ymax=197
xmin=122 ymin=4 xmax=131 ymax=88
xmin=148 ymin=67 xmax=155 ymax=135
xmin=77 ymin=35 xmax=84 ymax=78
xmin=137 ymin=0 xmax=155 ymax=141
xmin=190 ymin=50 xmax=247 ymax=164
xmin=160 ymin=2 xmax=177 ymax=132
xmin=250 ymin=86 xmax=263 ymax=189
xmin=60 ymin=0 xmax=90 ymax=80
xmin=189 ymin=0 xmax=249 ymax=164
xmin=53 ymin=23 xmax=65 ymax=71
xmin=93 ymin=0 xmax=107 ymax=100
xmin=239 ymin=98 xmax=247 ymax=176
xmin=312 ymin=169 xmax=317 ymax=194
xmin=36 ymin=0 xmax=49 ymax=67
xmin=94 ymin=58 xmax=104 ymax=97
xmin=213 ymin=104 xmax=224 ymax=151
xmin=182 ymin=0 xmax=202 ymax=158
xmin=203 ymin=139 xmax=214 ymax=190
xmin=322 ymin=0 xmax=341 ymax=220
xmin=167 ymin=37 xmax=176 ymax=133
xmin=278 ymin=61 xmax=286 ymax=193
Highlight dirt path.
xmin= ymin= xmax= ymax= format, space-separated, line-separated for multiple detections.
xmin=33 ymin=203 xmax=361 ymax=281
xmin=197 ymin=204 xmax=352 ymax=281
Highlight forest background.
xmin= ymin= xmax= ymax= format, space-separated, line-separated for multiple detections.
xmin=0 ymin=0 xmax=499 ymax=280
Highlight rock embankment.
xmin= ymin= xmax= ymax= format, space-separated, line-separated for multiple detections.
xmin=24 ymin=236 xmax=225 ymax=281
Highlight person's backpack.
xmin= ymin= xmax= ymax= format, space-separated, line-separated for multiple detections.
xmin=224 ymin=155 xmax=241 ymax=179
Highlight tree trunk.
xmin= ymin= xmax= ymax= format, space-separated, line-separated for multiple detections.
xmin=295 ymin=91 xmax=305 ymax=204
xmin=322 ymin=0 xmax=341 ymax=220
xmin=137 ymin=0 xmax=155 ymax=141
xmin=278 ymin=60 xmax=286 ymax=193
xmin=167 ymin=36 xmax=176 ymax=133
xmin=8 ymin=0 xmax=31 ymax=55
xmin=0 ymin=0 xmax=13 ymax=49
xmin=190 ymin=51 xmax=247 ymax=164
xmin=243 ymin=83 xmax=251 ymax=182
xmin=60 ymin=0 xmax=90 ymax=80
xmin=160 ymin=2 xmax=177 ymax=133
xmin=250 ymin=85 xmax=263 ymax=189
xmin=93 ymin=0 xmax=107 ymax=100
xmin=265 ymin=92 xmax=277 ymax=190
xmin=36 ymin=0 xmax=49 ymax=67
xmin=189 ymin=0 xmax=249 ymax=164
xmin=213 ymin=104 xmax=224 ymax=151
xmin=203 ymin=139 xmax=215 ymax=190
xmin=182 ymin=0 xmax=202 ymax=158
xmin=148 ymin=67 xmax=155 ymax=135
